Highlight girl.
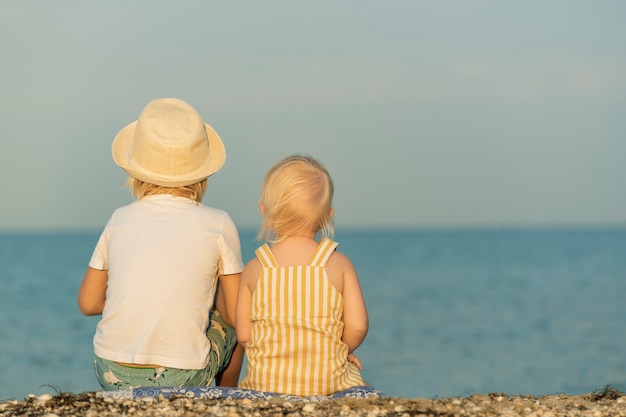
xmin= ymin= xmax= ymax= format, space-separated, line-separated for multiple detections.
xmin=78 ymin=98 xmax=243 ymax=389
xmin=236 ymin=155 xmax=369 ymax=396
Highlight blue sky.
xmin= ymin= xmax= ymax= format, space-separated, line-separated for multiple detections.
xmin=1 ymin=1 xmax=625 ymax=231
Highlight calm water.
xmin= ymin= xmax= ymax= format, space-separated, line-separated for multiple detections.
xmin=1 ymin=228 xmax=625 ymax=400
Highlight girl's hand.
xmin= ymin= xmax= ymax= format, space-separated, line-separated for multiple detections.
xmin=347 ymin=353 xmax=363 ymax=370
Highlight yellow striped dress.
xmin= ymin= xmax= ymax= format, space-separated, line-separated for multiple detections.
xmin=239 ymin=238 xmax=365 ymax=396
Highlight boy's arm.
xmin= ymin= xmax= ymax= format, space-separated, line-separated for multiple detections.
xmin=214 ymin=343 xmax=244 ymax=387
xmin=214 ymin=284 xmax=245 ymax=386
xmin=216 ymin=273 xmax=240 ymax=327
xmin=78 ymin=267 xmax=108 ymax=316
xmin=341 ymin=258 xmax=369 ymax=353
xmin=213 ymin=277 xmax=244 ymax=387
xmin=235 ymin=259 xmax=261 ymax=346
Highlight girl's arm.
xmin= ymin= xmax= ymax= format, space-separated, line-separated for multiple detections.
xmin=216 ymin=273 xmax=240 ymax=327
xmin=78 ymin=267 xmax=108 ymax=316
xmin=340 ymin=257 xmax=369 ymax=353
xmin=235 ymin=259 xmax=261 ymax=346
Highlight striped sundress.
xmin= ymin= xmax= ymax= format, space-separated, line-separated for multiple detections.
xmin=239 ymin=238 xmax=365 ymax=396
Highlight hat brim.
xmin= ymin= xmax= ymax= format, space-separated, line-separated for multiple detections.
xmin=112 ymin=121 xmax=226 ymax=187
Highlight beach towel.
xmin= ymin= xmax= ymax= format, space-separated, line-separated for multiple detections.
xmin=97 ymin=385 xmax=385 ymax=401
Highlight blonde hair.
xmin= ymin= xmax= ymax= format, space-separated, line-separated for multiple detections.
xmin=126 ymin=177 xmax=207 ymax=203
xmin=258 ymin=155 xmax=334 ymax=243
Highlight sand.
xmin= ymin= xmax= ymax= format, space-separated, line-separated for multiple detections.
xmin=1 ymin=386 xmax=625 ymax=417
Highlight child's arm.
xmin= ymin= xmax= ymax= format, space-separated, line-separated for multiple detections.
xmin=214 ymin=343 xmax=244 ymax=387
xmin=340 ymin=256 xmax=369 ymax=353
xmin=78 ymin=267 xmax=108 ymax=316
xmin=213 ymin=280 xmax=244 ymax=386
xmin=235 ymin=259 xmax=261 ymax=346
xmin=216 ymin=273 xmax=240 ymax=327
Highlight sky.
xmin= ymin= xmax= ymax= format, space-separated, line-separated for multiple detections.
xmin=1 ymin=1 xmax=625 ymax=232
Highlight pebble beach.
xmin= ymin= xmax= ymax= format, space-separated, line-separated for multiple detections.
xmin=2 ymin=386 xmax=624 ymax=417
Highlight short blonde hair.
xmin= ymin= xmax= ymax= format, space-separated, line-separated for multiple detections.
xmin=126 ymin=177 xmax=207 ymax=203
xmin=258 ymin=155 xmax=334 ymax=243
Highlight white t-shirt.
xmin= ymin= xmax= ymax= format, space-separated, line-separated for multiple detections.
xmin=89 ymin=194 xmax=243 ymax=369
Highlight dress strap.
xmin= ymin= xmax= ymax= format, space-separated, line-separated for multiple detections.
xmin=309 ymin=238 xmax=339 ymax=267
xmin=255 ymin=244 xmax=279 ymax=268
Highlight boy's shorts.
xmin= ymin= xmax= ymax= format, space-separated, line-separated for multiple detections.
xmin=95 ymin=311 xmax=237 ymax=390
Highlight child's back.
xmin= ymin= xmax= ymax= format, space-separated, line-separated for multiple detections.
xmin=79 ymin=98 xmax=244 ymax=389
xmin=240 ymin=238 xmax=364 ymax=396
xmin=236 ymin=155 xmax=368 ymax=396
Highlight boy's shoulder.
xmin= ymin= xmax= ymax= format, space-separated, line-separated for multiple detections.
xmin=111 ymin=198 xmax=232 ymax=222
xmin=196 ymin=202 xmax=229 ymax=215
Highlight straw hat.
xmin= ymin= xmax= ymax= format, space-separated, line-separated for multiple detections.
xmin=112 ymin=98 xmax=226 ymax=187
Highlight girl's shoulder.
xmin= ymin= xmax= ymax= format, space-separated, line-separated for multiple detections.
xmin=241 ymin=257 xmax=263 ymax=292
xmin=242 ymin=257 xmax=263 ymax=278
xmin=327 ymin=248 xmax=355 ymax=270
xmin=325 ymin=248 xmax=357 ymax=294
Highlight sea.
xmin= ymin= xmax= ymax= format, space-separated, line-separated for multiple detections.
xmin=1 ymin=227 xmax=625 ymax=401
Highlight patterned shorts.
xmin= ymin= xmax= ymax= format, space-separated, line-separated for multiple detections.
xmin=94 ymin=311 xmax=237 ymax=390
